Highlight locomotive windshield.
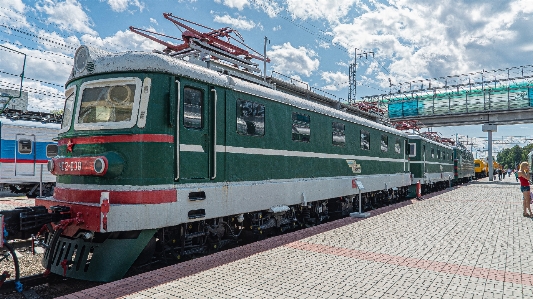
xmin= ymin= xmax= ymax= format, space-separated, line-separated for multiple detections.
xmin=74 ymin=77 xmax=142 ymax=130
xmin=79 ymin=84 xmax=136 ymax=123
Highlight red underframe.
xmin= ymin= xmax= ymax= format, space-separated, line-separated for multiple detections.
xmin=36 ymin=198 xmax=102 ymax=235
xmin=53 ymin=188 xmax=177 ymax=205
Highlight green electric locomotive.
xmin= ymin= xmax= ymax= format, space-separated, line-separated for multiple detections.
xmin=36 ymin=38 xmax=413 ymax=280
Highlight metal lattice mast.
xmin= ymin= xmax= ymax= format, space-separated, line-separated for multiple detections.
xmin=348 ymin=48 xmax=374 ymax=104
xmin=348 ymin=48 xmax=357 ymax=104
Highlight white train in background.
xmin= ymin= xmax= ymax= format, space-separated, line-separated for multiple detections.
xmin=0 ymin=110 xmax=61 ymax=197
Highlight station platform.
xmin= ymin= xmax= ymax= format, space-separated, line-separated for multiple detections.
xmin=59 ymin=176 xmax=533 ymax=299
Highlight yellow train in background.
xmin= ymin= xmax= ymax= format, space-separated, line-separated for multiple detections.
xmin=474 ymin=159 xmax=489 ymax=178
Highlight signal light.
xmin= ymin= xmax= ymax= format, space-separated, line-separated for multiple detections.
xmin=94 ymin=158 xmax=106 ymax=174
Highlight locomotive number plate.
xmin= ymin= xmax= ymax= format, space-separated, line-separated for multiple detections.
xmin=59 ymin=161 xmax=83 ymax=172
xmin=50 ymin=156 xmax=108 ymax=176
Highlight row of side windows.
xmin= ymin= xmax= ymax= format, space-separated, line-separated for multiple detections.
xmin=182 ymin=87 xmax=403 ymax=153
xmin=410 ymin=144 xmax=452 ymax=161
xmin=238 ymin=99 xmax=403 ymax=153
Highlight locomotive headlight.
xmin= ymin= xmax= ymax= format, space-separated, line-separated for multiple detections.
xmin=94 ymin=158 xmax=106 ymax=174
xmin=47 ymin=159 xmax=55 ymax=172
xmin=74 ymin=46 xmax=90 ymax=73
xmin=107 ymin=85 xmax=132 ymax=104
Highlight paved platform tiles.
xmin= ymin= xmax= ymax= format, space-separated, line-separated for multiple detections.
xmin=60 ymin=176 xmax=533 ymax=299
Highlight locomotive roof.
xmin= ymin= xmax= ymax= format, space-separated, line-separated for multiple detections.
xmin=408 ymin=134 xmax=453 ymax=150
xmin=68 ymin=46 xmax=407 ymax=137
xmin=0 ymin=117 xmax=61 ymax=129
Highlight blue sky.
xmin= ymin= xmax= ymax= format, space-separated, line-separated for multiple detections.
xmin=1 ymin=0 xmax=533 ymax=157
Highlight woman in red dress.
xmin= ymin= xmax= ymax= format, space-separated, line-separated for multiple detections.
xmin=518 ymin=162 xmax=532 ymax=217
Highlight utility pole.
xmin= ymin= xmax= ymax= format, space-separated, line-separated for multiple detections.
xmin=263 ymin=36 xmax=269 ymax=81
xmin=483 ymin=124 xmax=497 ymax=181
xmin=348 ymin=48 xmax=374 ymax=104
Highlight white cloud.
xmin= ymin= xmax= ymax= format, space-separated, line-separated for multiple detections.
xmin=35 ymin=29 xmax=81 ymax=54
xmin=328 ymin=0 xmax=533 ymax=87
xmin=215 ymin=0 xmax=282 ymax=17
xmin=0 ymin=0 xmax=28 ymax=29
xmin=149 ymin=18 xmax=158 ymax=25
xmin=286 ymin=0 xmax=358 ymax=23
xmin=214 ymin=0 xmax=249 ymax=10
xmin=104 ymin=0 xmax=144 ymax=12
xmin=267 ymin=42 xmax=320 ymax=77
xmin=213 ymin=14 xmax=257 ymax=30
xmin=273 ymin=25 xmax=281 ymax=31
xmin=36 ymin=0 xmax=97 ymax=35
xmin=81 ymin=28 xmax=161 ymax=52
xmin=321 ymin=71 xmax=348 ymax=91
xmin=317 ymin=40 xmax=330 ymax=48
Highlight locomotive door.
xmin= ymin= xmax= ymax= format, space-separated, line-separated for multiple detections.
xmin=177 ymin=79 xmax=212 ymax=180
xmin=15 ymin=134 xmax=35 ymax=176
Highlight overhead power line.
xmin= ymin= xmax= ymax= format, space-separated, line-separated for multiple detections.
xmin=0 ymin=44 xmax=72 ymax=66
xmin=0 ymin=69 xmax=63 ymax=88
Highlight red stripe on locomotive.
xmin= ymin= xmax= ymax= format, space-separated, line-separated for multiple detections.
xmin=57 ymin=134 xmax=174 ymax=145
xmin=53 ymin=188 xmax=177 ymax=205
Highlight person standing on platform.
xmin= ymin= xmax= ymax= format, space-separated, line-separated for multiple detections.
xmin=518 ymin=162 xmax=532 ymax=217
xmin=498 ymin=168 xmax=502 ymax=180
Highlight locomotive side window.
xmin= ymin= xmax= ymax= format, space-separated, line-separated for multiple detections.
xmin=380 ymin=134 xmax=388 ymax=152
xmin=409 ymin=143 xmax=416 ymax=157
xmin=360 ymin=130 xmax=370 ymax=150
xmin=437 ymin=149 xmax=441 ymax=159
xmin=18 ymin=139 xmax=32 ymax=154
xmin=184 ymin=87 xmax=203 ymax=129
xmin=431 ymin=148 xmax=435 ymax=158
xmin=395 ymin=138 xmax=401 ymax=154
xmin=236 ymin=99 xmax=264 ymax=136
xmin=332 ymin=122 xmax=345 ymax=146
xmin=292 ymin=112 xmax=310 ymax=142
xmin=46 ymin=144 xmax=58 ymax=158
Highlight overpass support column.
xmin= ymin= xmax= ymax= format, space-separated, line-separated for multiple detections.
xmin=482 ymin=124 xmax=497 ymax=181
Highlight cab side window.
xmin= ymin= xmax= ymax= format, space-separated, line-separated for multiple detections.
xmin=183 ymin=87 xmax=203 ymax=129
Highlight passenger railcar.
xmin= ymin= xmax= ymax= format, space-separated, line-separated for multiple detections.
xmin=407 ymin=134 xmax=454 ymax=194
xmin=454 ymin=145 xmax=475 ymax=183
xmin=0 ymin=116 xmax=59 ymax=197
xmin=36 ymin=44 xmax=413 ymax=281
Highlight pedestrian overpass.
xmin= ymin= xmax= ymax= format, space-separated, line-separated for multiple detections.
xmin=384 ymin=82 xmax=533 ymax=127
